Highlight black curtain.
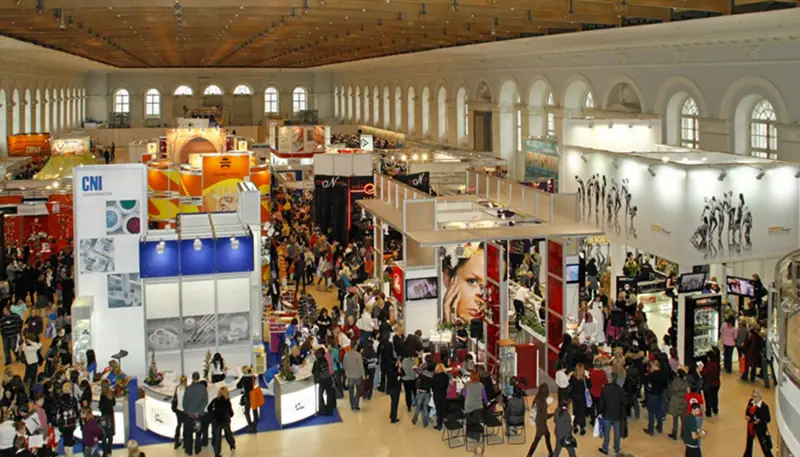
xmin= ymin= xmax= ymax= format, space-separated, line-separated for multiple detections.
xmin=314 ymin=175 xmax=349 ymax=244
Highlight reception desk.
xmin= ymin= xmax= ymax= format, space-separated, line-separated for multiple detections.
xmin=273 ymin=364 xmax=319 ymax=427
xmin=138 ymin=373 xmax=248 ymax=438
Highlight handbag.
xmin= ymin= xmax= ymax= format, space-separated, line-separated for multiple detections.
xmin=584 ymin=380 xmax=592 ymax=408
xmin=560 ymin=436 xmax=578 ymax=448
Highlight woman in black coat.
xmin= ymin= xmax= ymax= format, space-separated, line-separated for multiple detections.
xmin=744 ymin=390 xmax=773 ymax=457
xmin=568 ymin=363 xmax=591 ymax=435
xmin=431 ymin=363 xmax=450 ymax=430
xmin=207 ymin=387 xmax=235 ymax=457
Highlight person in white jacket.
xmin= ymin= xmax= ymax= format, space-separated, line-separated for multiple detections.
xmin=356 ymin=307 xmax=376 ymax=349
xmin=577 ymin=312 xmax=601 ymax=345
xmin=0 ymin=412 xmax=16 ymax=454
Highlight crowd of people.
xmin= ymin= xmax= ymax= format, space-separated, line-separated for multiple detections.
xmin=329 ymin=133 xmax=397 ymax=149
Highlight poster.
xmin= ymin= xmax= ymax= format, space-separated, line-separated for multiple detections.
xmin=249 ymin=166 xmax=271 ymax=224
xmin=201 ymin=154 xmax=250 ymax=212
xmin=524 ymin=138 xmax=560 ymax=191
xmin=73 ymin=164 xmax=147 ymax=377
xmin=441 ymin=243 xmax=485 ymax=324
xmin=51 ymin=137 xmax=90 ymax=156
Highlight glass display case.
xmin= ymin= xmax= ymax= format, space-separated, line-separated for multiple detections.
xmin=71 ymin=296 xmax=94 ymax=366
xmin=498 ymin=340 xmax=517 ymax=396
xmin=693 ymin=305 xmax=720 ymax=358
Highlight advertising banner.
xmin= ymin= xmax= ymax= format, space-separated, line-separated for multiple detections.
xmin=391 ymin=264 xmax=404 ymax=302
xmin=7 ymin=133 xmax=50 ymax=163
xmin=179 ymin=170 xmax=202 ymax=197
xmin=249 ymin=166 xmax=271 ymax=224
xmin=73 ymin=164 xmax=147 ymax=377
xmin=524 ymin=138 xmax=560 ymax=191
xmin=52 ymin=137 xmax=90 ymax=156
xmin=201 ymin=154 xmax=250 ymax=212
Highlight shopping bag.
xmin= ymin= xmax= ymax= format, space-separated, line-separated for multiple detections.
xmin=585 ymin=389 xmax=593 ymax=408
xmin=250 ymin=387 xmax=265 ymax=409
xmin=529 ymin=407 xmax=537 ymax=426
xmin=593 ymin=416 xmax=604 ymax=438
xmin=739 ymin=356 xmax=747 ymax=375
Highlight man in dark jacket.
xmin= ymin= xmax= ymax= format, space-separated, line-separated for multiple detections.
xmin=598 ymin=376 xmax=628 ymax=456
xmin=182 ymin=372 xmax=209 ymax=455
xmin=404 ymin=329 xmax=424 ymax=357
xmin=378 ymin=334 xmax=395 ymax=392
xmin=0 ymin=306 xmax=22 ymax=364
xmin=744 ymin=390 xmax=773 ymax=457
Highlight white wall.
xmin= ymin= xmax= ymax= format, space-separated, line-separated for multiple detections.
xmin=90 ymin=69 xmax=322 ymax=128
xmin=325 ymin=9 xmax=800 ymax=178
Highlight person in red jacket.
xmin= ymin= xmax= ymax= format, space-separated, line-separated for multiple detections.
xmin=589 ymin=360 xmax=608 ymax=423
xmin=702 ymin=349 xmax=722 ymax=417
xmin=741 ymin=325 xmax=763 ymax=383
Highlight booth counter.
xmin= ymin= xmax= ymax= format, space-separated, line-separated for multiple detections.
xmin=138 ymin=373 xmax=248 ymax=438
xmin=274 ymin=364 xmax=319 ymax=427
xmin=75 ymin=387 xmax=130 ymax=445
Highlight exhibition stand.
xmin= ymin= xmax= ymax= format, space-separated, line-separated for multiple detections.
xmin=560 ymin=146 xmax=800 ymax=351
xmin=312 ymin=152 xmax=374 ymax=244
xmin=358 ymin=170 xmax=599 ymax=383
xmin=6 ymin=133 xmax=50 ymax=164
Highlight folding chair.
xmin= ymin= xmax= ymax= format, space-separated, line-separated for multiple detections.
xmin=483 ymin=409 xmax=505 ymax=446
xmin=465 ymin=411 xmax=485 ymax=452
xmin=442 ymin=414 xmax=465 ymax=448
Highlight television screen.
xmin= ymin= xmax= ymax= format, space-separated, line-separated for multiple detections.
xmin=726 ymin=276 xmax=755 ymax=297
xmin=678 ymin=272 xmax=707 ymax=294
xmin=566 ymin=264 xmax=580 ymax=284
xmin=405 ymin=277 xmax=438 ymax=301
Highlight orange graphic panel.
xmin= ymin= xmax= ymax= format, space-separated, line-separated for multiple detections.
xmin=250 ymin=166 xmax=271 ymax=225
xmin=179 ymin=170 xmax=202 ymax=197
xmin=148 ymin=196 xmax=180 ymax=222
xmin=202 ymin=154 xmax=249 ymax=212
xmin=147 ymin=161 xmax=180 ymax=193
xmin=7 ymin=134 xmax=50 ymax=163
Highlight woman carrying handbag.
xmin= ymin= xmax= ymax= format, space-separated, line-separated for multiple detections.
xmin=553 ymin=399 xmax=578 ymax=457
xmin=568 ymin=363 xmax=591 ymax=435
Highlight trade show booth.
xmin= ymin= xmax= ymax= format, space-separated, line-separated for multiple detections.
xmin=358 ymin=170 xmax=599 ymax=384
xmin=312 ymin=152 xmax=374 ymax=244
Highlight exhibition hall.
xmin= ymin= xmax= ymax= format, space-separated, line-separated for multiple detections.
xmin=1 ymin=3 xmax=800 ymax=457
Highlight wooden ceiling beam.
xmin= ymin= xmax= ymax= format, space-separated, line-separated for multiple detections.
xmin=622 ymin=0 xmax=732 ymax=13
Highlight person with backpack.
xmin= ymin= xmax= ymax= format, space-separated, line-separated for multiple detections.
xmin=312 ymin=347 xmax=336 ymax=416
xmin=56 ymin=383 xmax=79 ymax=457
xmin=171 ymin=376 xmax=187 ymax=448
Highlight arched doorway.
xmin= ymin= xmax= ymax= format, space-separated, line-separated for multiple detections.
xmin=437 ymin=87 xmax=447 ymax=141
xmin=407 ymin=86 xmax=415 ymax=135
xmin=35 ymin=89 xmax=42 ymax=132
xmin=11 ymin=89 xmax=21 ymax=134
xmin=0 ymin=90 xmax=7 ymax=153
xmin=24 ymin=89 xmax=32 ymax=133
xmin=421 ymin=87 xmax=430 ymax=137
xmin=498 ymin=80 xmax=519 ymax=169
xmin=179 ymin=137 xmax=218 ymax=163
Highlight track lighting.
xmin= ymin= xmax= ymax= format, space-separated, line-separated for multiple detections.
xmin=580 ymin=153 xmax=588 ymax=163
xmin=755 ymin=168 xmax=765 ymax=180
xmin=647 ymin=165 xmax=656 ymax=177
xmin=612 ymin=159 xmax=620 ymax=169
xmin=717 ymin=171 xmax=727 ymax=181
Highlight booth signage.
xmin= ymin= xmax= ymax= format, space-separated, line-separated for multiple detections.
xmin=391 ymin=265 xmax=404 ymax=302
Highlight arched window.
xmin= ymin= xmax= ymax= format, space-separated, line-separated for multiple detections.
xmin=355 ymin=87 xmax=361 ymax=122
xmin=383 ymin=87 xmax=390 ymax=128
xmin=145 ymin=88 xmax=161 ymax=117
xmin=334 ymin=87 xmax=339 ymax=119
xmin=373 ymin=87 xmax=379 ymax=126
xmin=339 ymin=86 xmax=345 ymax=120
xmin=346 ymin=87 xmax=353 ymax=120
xmin=407 ymin=86 xmax=415 ymax=134
xmin=233 ymin=85 xmax=252 ymax=95
xmin=750 ymin=99 xmax=778 ymax=159
xmin=264 ymin=87 xmax=279 ymax=114
xmin=34 ymin=89 xmax=42 ymax=132
xmin=24 ymin=89 xmax=32 ymax=133
xmin=293 ymin=87 xmax=307 ymax=113
xmin=680 ymin=97 xmax=699 ymax=149
xmin=584 ymin=91 xmax=595 ymax=109
xmin=204 ymin=85 xmax=223 ymax=95
xmin=364 ymin=87 xmax=370 ymax=124
xmin=545 ymin=90 xmax=555 ymax=137
xmin=0 ymin=91 xmax=6 ymax=152
xmin=11 ymin=89 xmax=20 ymax=134
xmin=516 ymin=95 xmax=523 ymax=152
xmin=174 ymin=85 xmax=193 ymax=96
xmin=394 ymin=87 xmax=402 ymax=130
xmin=423 ymin=87 xmax=432 ymax=137
xmin=113 ymin=88 xmax=130 ymax=113
xmin=437 ymin=87 xmax=447 ymax=140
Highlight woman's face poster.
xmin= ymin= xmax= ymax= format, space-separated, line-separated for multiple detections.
xmin=442 ymin=244 xmax=485 ymax=324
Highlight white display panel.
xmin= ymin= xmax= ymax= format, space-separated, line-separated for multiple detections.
xmin=145 ymin=282 xmax=180 ymax=319
xmin=562 ymin=120 xmax=660 ymax=153
xmin=405 ymin=268 xmax=439 ymax=339
xmin=563 ymin=149 xmax=800 ymax=266
xmin=74 ymin=411 xmax=126 ymax=445
xmin=182 ymin=279 xmax=215 ymax=315
xmin=280 ymin=384 xmax=319 ymax=425
xmin=74 ymin=164 xmax=148 ymax=378
xmin=143 ymin=390 xmax=247 ymax=438
xmin=217 ymin=277 xmax=251 ymax=313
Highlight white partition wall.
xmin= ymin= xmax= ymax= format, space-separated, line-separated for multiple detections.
xmin=74 ymin=164 xmax=148 ymax=377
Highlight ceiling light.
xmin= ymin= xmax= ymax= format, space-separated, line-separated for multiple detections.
xmin=701 ymin=157 xmax=708 ymax=162
xmin=156 ymin=241 xmax=166 ymax=255
xmin=755 ymin=168 xmax=765 ymax=180
xmin=231 ymin=237 xmax=240 ymax=249
xmin=717 ymin=171 xmax=727 ymax=181
xmin=647 ymin=165 xmax=656 ymax=177
xmin=661 ymin=156 xmax=669 ymax=163
xmin=193 ymin=238 xmax=202 ymax=251
xmin=580 ymin=153 xmax=588 ymax=163
xmin=412 ymin=154 xmax=419 ymax=160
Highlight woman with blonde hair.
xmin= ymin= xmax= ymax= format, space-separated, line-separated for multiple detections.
xmin=431 ymin=363 xmax=450 ymax=430
xmin=568 ymin=363 xmax=590 ymax=435
xmin=208 ymin=386 xmax=235 ymax=457
xmin=126 ymin=440 xmax=145 ymax=457
xmin=236 ymin=366 xmax=261 ymax=433
xmin=172 ymin=375 xmax=188 ymax=449
xmin=99 ymin=382 xmax=116 ymax=457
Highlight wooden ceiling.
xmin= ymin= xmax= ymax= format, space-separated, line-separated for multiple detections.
xmin=0 ymin=0 xmax=795 ymax=68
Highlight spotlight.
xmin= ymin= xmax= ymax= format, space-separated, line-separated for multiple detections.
xmin=755 ymin=168 xmax=765 ymax=180
xmin=412 ymin=154 xmax=419 ymax=160
xmin=661 ymin=156 xmax=670 ymax=163
xmin=647 ymin=165 xmax=656 ymax=177
xmin=612 ymin=159 xmax=620 ymax=169
xmin=717 ymin=171 xmax=727 ymax=181
xmin=607 ymin=120 xmax=614 ymax=129
xmin=422 ymin=153 xmax=428 ymax=160
xmin=231 ymin=237 xmax=240 ymax=249
xmin=588 ymin=119 xmax=594 ymax=129
xmin=156 ymin=241 xmax=165 ymax=255
xmin=795 ymin=169 xmax=800 ymax=179
xmin=193 ymin=238 xmax=202 ymax=251
xmin=580 ymin=153 xmax=588 ymax=163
